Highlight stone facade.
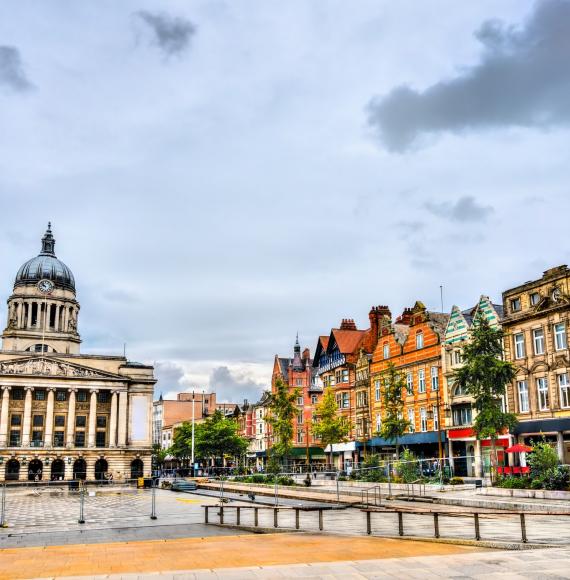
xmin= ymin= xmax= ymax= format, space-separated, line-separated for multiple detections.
xmin=0 ymin=225 xmax=155 ymax=482
xmin=502 ymin=265 xmax=570 ymax=462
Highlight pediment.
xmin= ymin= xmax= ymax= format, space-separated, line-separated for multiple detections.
xmin=0 ymin=357 xmax=121 ymax=380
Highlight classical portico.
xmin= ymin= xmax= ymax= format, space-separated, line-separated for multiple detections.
xmin=0 ymin=225 xmax=155 ymax=481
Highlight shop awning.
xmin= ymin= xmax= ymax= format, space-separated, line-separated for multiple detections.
xmin=363 ymin=431 xmax=447 ymax=447
xmin=513 ymin=417 xmax=570 ymax=435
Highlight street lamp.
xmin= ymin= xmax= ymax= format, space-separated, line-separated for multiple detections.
xmin=426 ymin=385 xmax=443 ymax=462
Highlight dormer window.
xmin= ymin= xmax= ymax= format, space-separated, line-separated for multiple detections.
xmin=511 ymin=297 xmax=521 ymax=312
xmin=416 ymin=331 xmax=424 ymax=350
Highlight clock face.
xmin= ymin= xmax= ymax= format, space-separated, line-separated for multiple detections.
xmin=552 ymin=288 xmax=562 ymax=303
xmin=37 ymin=279 xmax=54 ymax=295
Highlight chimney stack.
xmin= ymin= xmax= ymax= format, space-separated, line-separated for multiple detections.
xmin=339 ymin=318 xmax=357 ymax=330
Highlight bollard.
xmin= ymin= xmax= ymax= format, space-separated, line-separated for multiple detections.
xmin=520 ymin=513 xmax=527 ymax=543
xmin=220 ymin=506 xmax=224 ymax=525
xmin=474 ymin=513 xmax=480 ymax=541
xmin=387 ymin=462 xmax=392 ymax=498
xmin=150 ymin=481 xmax=157 ymax=520
xmin=366 ymin=511 xmax=371 ymax=535
xmin=204 ymin=506 xmax=209 ymax=524
xmin=433 ymin=512 xmax=439 ymax=538
xmin=336 ymin=473 xmax=340 ymax=503
xmin=0 ymin=484 xmax=6 ymax=528
xmin=295 ymin=508 xmax=300 ymax=530
xmin=254 ymin=507 xmax=259 ymax=527
xmin=274 ymin=508 xmax=278 ymax=528
xmin=236 ymin=506 xmax=241 ymax=526
xmin=78 ymin=487 xmax=85 ymax=524
xmin=398 ymin=512 xmax=404 ymax=536
xmin=274 ymin=480 xmax=278 ymax=507
xmin=318 ymin=509 xmax=323 ymax=531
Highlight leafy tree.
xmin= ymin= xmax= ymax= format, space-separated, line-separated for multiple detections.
xmin=453 ymin=315 xmax=517 ymax=480
xmin=171 ymin=410 xmax=248 ymax=466
xmin=527 ymin=439 xmax=559 ymax=480
xmin=311 ymin=387 xmax=351 ymax=467
xmin=267 ymin=378 xmax=300 ymax=463
xmin=152 ymin=443 xmax=170 ymax=469
xmin=379 ymin=362 xmax=410 ymax=458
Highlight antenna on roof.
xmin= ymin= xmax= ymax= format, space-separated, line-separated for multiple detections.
xmin=440 ymin=285 xmax=444 ymax=313
xmin=123 ymin=342 xmax=127 ymax=358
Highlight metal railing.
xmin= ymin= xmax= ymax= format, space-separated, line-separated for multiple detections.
xmin=361 ymin=485 xmax=382 ymax=507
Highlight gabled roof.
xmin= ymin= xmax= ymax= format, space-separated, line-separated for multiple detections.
xmin=329 ymin=328 xmax=368 ymax=355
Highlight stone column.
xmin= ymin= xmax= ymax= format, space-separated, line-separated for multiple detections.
xmin=117 ymin=391 xmax=128 ymax=446
xmin=557 ymin=431 xmax=565 ymax=462
xmin=88 ymin=389 xmax=98 ymax=447
xmin=63 ymin=306 xmax=69 ymax=332
xmin=474 ymin=439 xmax=483 ymax=478
xmin=44 ymin=387 xmax=56 ymax=449
xmin=21 ymin=387 xmax=34 ymax=447
xmin=0 ymin=387 xmax=10 ymax=447
xmin=26 ymin=302 xmax=32 ymax=329
xmin=66 ymin=389 xmax=77 ymax=447
xmin=109 ymin=391 xmax=118 ymax=448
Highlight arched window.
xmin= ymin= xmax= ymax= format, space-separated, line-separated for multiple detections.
xmin=25 ymin=344 xmax=53 ymax=353
xmin=453 ymin=383 xmax=468 ymax=397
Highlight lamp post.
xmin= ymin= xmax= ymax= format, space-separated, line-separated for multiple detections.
xmin=191 ymin=391 xmax=195 ymax=477
xmin=426 ymin=384 xmax=443 ymax=461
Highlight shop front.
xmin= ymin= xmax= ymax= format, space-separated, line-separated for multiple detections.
xmin=513 ymin=417 xmax=570 ymax=463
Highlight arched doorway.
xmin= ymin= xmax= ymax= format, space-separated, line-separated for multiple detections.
xmin=50 ymin=459 xmax=65 ymax=481
xmin=94 ymin=458 xmax=108 ymax=481
xmin=5 ymin=459 xmax=20 ymax=481
xmin=28 ymin=459 xmax=43 ymax=481
xmin=131 ymin=458 xmax=144 ymax=479
xmin=73 ymin=458 xmax=87 ymax=480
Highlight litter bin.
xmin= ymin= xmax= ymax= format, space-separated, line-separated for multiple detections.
xmin=68 ymin=480 xmax=79 ymax=491
xmin=137 ymin=477 xmax=145 ymax=489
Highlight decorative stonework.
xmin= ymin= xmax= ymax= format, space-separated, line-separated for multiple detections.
xmin=0 ymin=358 xmax=106 ymax=378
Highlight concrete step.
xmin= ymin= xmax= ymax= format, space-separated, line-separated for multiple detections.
xmin=432 ymin=496 xmax=570 ymax=513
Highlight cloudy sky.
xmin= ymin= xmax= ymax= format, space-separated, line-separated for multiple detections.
xmin=1 ymin=1 xmax=569 ymax=402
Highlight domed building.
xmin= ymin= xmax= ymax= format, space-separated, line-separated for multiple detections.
xmin=0 ymin=225 xmax=156 ymax=482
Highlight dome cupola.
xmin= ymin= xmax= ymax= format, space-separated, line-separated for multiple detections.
xmin=14 ymin=223 xmax=75 ymax=292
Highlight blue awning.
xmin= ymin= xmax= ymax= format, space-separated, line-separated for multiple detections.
xmin=361 ymin=431 xmax=447 ymax=447
xmin=513 ymin=417 xmax=570 ymax=435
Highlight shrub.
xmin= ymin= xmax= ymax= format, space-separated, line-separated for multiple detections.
xmin=449 ymin=477 xmax=464 ymax=486
xmin=397 ymin=449 xmax=421 ymax=483
xmin=276 ymin=476 xmax=294 ymax=486
xmin=541 ymin=466 xmax=570 ymax=491
xmin=495 ymin=476 xmax=531 ymax=489
xmin=530 ymin=478 xmax=543 ymax=490
xmin=250 ymin=474 xmax=266 ymax=484
xmin=527 ymin=440 xmax=559 ymax=481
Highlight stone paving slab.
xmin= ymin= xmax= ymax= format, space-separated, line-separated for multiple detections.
xmin=29 ymin=547 xmax=570 ymax=579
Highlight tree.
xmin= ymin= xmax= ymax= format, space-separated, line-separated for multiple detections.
xmin=379 ymin=362 xmax=410 ymax=458
xmin=453 ymin=315 xmax=517 ymax=480
xmin=267 ymin=378 xmax=299 ymax=464
xmin=171 ymin=410 xmax=248 ymax=466
xmin=311 ymin=387 xmax=351 ymax=467
xmin=152 ymin=443 xmax=170 ymax=470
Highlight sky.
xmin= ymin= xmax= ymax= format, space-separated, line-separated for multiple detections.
xmin=1 ymin=0 xmax=569 ymax=403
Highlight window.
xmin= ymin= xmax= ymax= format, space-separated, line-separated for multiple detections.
xmin=452 ymin=404 xmax=472 ymax=426
xmin=75 ymin=432 xmax=85 ymax=447
xmin=514 ymin=333 xmax=525 ymax=359
xmin=33 ymin=415 xmax=44 ymax=427
xmin=258 ymin=423 xmax=263 ymax=434
xmin=554 ymin=323 xmax=567 ymax=351
xmin=517 ymin=381 xmax=529 ymax=412
xmin=453 ymin=350 xmax=462 ymax=365
xmin=297 ymin=412 xmax=304 ymax=424
xmin=10 ymin=414 xmax=21 ymax=426
xmin=530 ymin=292 xmax=540 ymax=306
xmin=533 ymin=328 xmax=545 ymax=355
xmin=9 ymin=430 xmax=20 ymax=446
xmin=11 ymin=389 xmax=24 ymax=401
xmin=77 ymin=391 xmax=87 ymax=402
xmin=295 ymin=379 xmax=303 ymax=387
xmin=96 ymin=415 xmax=107 ymax=428
xmin=329 ymin=375 xmax=336 ymax=386
xmin=432 ymin=405 xmax=439 ymax=431
xmin=431 ymin=367 xmax=439 ymax=390
xmin=56 ymin=391 xmax=67 ymax=402
xmin=559 ymin=374 xmax=570 ymax=409
xmin=297 ymin=396 xmax=304 ymax=406
xmin=342 ymin=369 xmax=349 ymax=383
xmin=311 ymin=395 xmax=318 ymax=404
xmin=416 ymin=332 xmax=424 ymax=350
xmin=55 ymin=415 xmax=65 ymax=427
xmin=537 ymin=377 xmax=549 ymax=411
xmin=97 ymin=391 xmax=109 ymax=403
xmin=408 ymin=408 xmax=415 ymax=433
xmin=341 ymin=392 xmax=349 ymax=409
xmin=31 ymin=430 xmax=42 ymax=444
xmin=96 ymin=431 xmax=106 ymax=447
xmin=418 ymin=369 xmax=426 ymax=393
xmin=374 ymin=379 xmax=381 ymax=402
xmin=34 ymin=390 xmax=45 ymax=401
xmin=76 ymin=415 xmax=86 ymax=428
xmin=296 ymin=430 xmax=303 ymax=443
xmin=420 ymin=408 xmax=427 ymax=432
xmin=511 ymin=297 xmax=521 ymax=312
xmin=53 ymin=431 xmax=65 ymax=447
xmin=375 ymin=414 xmax=381 ymax=433
xmin=406 ymin=373 xmax=413 ymax=395
xmin=383 ymin=343 xmax=389 ymax=359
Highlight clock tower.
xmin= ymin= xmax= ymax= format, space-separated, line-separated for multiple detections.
xmin=2 ymin=224 xmax=81 ymax=354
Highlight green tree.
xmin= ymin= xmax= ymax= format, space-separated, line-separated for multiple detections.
xmin=267 ymin=378 xmax=299 ymax=464
xmin=171 ymin=410 xmax=248 ymax=466
xmin=379 ymin=362 xmax=410 ymax=458
xmin=453 ymin=315 xmax=517 ymax=480
xmin=311 ymin=387 xmax=351 ymax=467
xmin=152 ymin=443 xmax=170 ymax=470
